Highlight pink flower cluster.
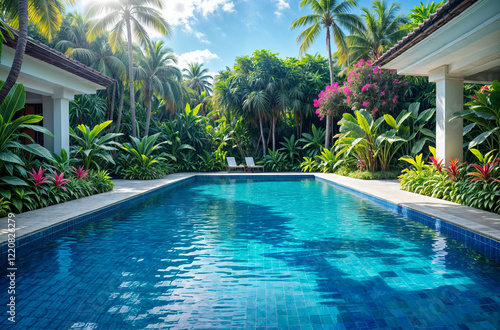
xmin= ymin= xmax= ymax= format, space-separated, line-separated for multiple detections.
xmin=333 ymin=59 xmax=407 ymax=116
xmin=314 ymin=82 xmax=348 ymax=120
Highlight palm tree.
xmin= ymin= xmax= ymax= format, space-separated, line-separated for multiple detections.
xmin=339 ymin=0 xmax=409 ymax=63
xmin=54 ymin=13 xmax=95 ymax=65
xmin=182 ymin=62 xmax=213 ymax=95
xmin=406 ymin=1 xmax=444 ymax=30
xmin=135 ymin=40 xmax=182 ymax=136
xmin=87 ymin=0 xmax=170 ymax=138
xmin=291 ymin=0 xmax=360 ymax=148
xmin=0 ymin=0 xmax=72 ymax=104
xmin=243 ymin=90 xmax=270 ymax=155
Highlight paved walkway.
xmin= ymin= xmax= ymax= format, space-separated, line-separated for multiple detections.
xmin=1 ymin=172 xmax=499 ymax=246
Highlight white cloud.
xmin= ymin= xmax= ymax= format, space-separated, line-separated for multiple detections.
xmin=194 ymin=31 xmax=211 ymax=44
xmin=273 ymin=0 xmax=290 ymax=17
xmin=162 ymin=0 xmax=235 ymax=26
xmin=177 ymin=49 xmax=220 ymax=71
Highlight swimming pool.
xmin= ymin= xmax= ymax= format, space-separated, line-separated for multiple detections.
xmin=1 ymin=177 xmax=500 ymax=329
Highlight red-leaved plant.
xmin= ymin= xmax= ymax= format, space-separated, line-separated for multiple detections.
xmin=72 ymin=166 xmax=90 ymax=180
xmin=445 ymin=158 xmax=461 ymax=181
xmin=28 ymin=167 xmax=50 ymax=187
xmin=429 ymin=156 xmax=444 ymax=172
xmin=467 ymin=158 xmax=500 ymax=183
xmin=51 ymin=171 xmax=70 ymax=190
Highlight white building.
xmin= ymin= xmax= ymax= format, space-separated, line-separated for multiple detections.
xmin=375 ymin=0 xmax=500 ymax=161
xmin=0 ymin=26 xmax=114 ymax=154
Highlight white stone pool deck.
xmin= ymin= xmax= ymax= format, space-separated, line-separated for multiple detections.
xmin=1 ymin=172 xmax=500 ymax=247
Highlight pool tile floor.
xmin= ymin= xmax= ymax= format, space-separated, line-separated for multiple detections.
xmin=1 ymin=172 xmax=499 ymax=247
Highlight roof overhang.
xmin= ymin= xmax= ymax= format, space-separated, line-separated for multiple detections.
xmin=1 ymin=25 xmax=114 ymax=89
xmin=375 ymin=0 xmax=500 ymax=84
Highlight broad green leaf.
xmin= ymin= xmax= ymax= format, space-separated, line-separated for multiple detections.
xmin=384 ymin=114 xmax=397 ymax=129
xmin=421 ymin=128 xmax=436 ymax=138
xmin=411 ymin=138 xmax=428 ymax=155
xmin=0 ymin=176 xmax=28 ymax=186
xmin=491 ymin=80 xmax=500 ymax=92
xmin=0 ymin=152 xmax=24 ymax=165
xmin=463 ymin=123 xmax=476 ymax=135
xmin=417 ymin=108 xmax=435 ymax=123
xmin=469 ymin=148 xmax=484 ymax=162
xmin=468 ymin=128 xmax=500 ymax=149
xmin=408 ymin=102 xmax=420 ymax=118
xmin=21 ymin=125 xmax=55 ymax=137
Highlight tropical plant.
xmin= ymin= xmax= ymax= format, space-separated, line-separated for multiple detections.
xmin=262 ymin=149 xmax=288 ymax=172
xmin=47 ymin=148 xmax=75 ymax=173
xmin=300 ymin=124 xmax=326 ymax=158
xmin=405 ymin=1 xmax=444 ymax=30
xmin=342 ymin=59 xmax=408 ymax=115
xmin=87 ymin=0 xmax=170 ymax=138
xmin=300 ymin=157 xmax=320 ymax=172
xmin=135 ymin=40 xmax=182 ymax=136
xmin=335 ymin=109 xmax=386 ymax=171
xmin=291 ymin=0 xmax=361 ymax=148
xmin=0 ymin=82 xmax=54 ymax=189
xmin=70 ymin=120 xmax=122 ymax=170
xmin=118 ymin=133 xmax=170 ymax=179
xmin=278 ymin=135 xmax=302 ymax=169
xmin=451 ymin=80 xmax=500 ymax=150
xmin=316 ymin=147 xmax=345 ymax=173
xmin=337 ymin=0 xmax=409 ymax=64
xmin=183 ymin=62 xmax=213 ymax=95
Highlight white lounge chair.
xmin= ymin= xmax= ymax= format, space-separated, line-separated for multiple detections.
xmin=245 ymin=157 xmax=265 ymax=172
xmin=226 ymin=157 xmax=245 ymax=173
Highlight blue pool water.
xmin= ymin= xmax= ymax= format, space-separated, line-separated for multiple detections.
xmin=1 ymin=178 xmax=500 ymax=329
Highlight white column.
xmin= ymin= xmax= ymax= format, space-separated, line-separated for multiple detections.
xmin=42 ymin=96 xmax=55 ymax=152
xmin=51 ymin=89 xmax=74 ymax=155
xmin=429 ymin=66 xmax=464 ymax=162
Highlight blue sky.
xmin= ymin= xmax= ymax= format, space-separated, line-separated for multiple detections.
xmin=75 ymin=0 xmax=425 ymax=75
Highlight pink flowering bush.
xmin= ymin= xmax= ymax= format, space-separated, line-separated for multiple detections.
xmin=343 ymin=59 xmax=407 ymax=116
xmin=313 ymin=82 xmax=348 ymax=120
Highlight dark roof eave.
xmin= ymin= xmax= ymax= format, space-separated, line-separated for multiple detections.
xmin=1 ymin=26 xmax=115 ymax=88
xmin=374 ymin=0 xmax=478 ymax=68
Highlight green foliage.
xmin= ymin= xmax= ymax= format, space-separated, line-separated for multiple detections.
xmin=299 ymin=124 xmax=326 ymax=158
xmin=262 ymin=149 xmax=288 ymax=172
xmin=452 ymin=81 xmax=500 ymax=150
xmin=0 ymin=82 xmax=54 ymax=189
xmin=399 ymin=151 xmax=500 ymax=214
xmin=278 ymin=135 xmax=301 ymax=171
xmin=70 ymin=120 xmax=122 ymax=170
xmin=300 ymin=157 xmax=320 ymax=172
xmin=118 ymin=133 xmax=170 ymax=180
xmin=336 ymin=165 xmax=400 ymax=180
xmin=316 ymin=148 xmax=344 ymax=173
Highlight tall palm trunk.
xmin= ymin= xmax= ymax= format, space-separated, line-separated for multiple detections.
xmin=325 ymin=25 xmax=334 ymax=149
xmin=259 ymin=112 xmax=266 ymax=155
xmin=109 ymin=81 xmax=116 ymax=131
xmin=145 ymin=91 xmax=152 ymax=136
xmin=115 ymin=83 xmax=125 ymax=133
xmin=294 ymin=110 xmax=299 ymax=138
xmin=0 ymin=0 xmax=28 ymax=105
xmin=125 ymin=16 xmax=137 ymax=137
xmin=272 ymin=114 xmax=277 ymax=152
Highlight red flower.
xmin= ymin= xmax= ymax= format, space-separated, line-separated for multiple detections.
xmin=28 ymin=167 xmax=50 ymax=187
xmin=72 ymin=166 xmax=90 ymax=180
xmin=429 ymin=156 xmax=444 ymax=172
xmin=467 ymin=159 xmax=500 ymax=183
xmin=51 ymin=171 xmax=70 ymax=190
xmin=445 ymin=158 xmax=461 ymax=181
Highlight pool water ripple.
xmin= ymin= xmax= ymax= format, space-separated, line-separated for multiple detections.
xmin=1 ymin=178 xmax=499 ymax=329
